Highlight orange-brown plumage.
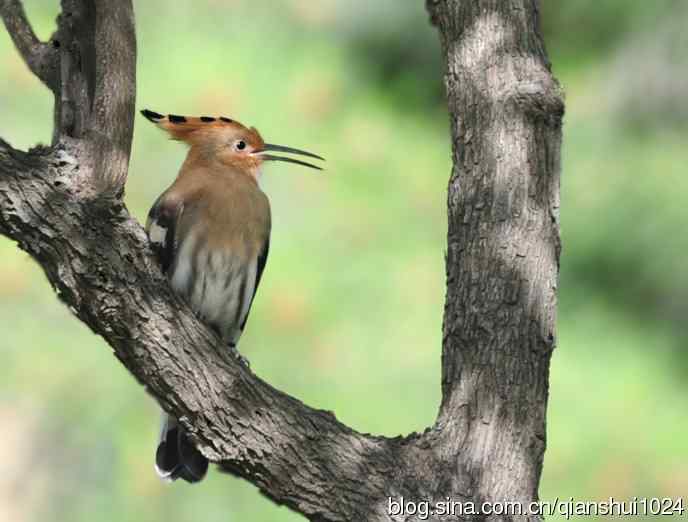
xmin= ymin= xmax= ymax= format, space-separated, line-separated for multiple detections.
xmin=141 ymin=108 xmax=323 ymax=484
xmin=162 ymin=164 xmax=270 ymax=260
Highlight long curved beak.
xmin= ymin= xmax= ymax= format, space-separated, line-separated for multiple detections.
xmin=254 ymin=143 xmax=325 ymax=171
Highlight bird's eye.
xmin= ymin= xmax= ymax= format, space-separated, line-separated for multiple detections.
xmin=235 ymin=140 xmax=247 ymax=151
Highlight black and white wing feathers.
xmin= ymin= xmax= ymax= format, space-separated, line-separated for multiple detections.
xmin=146 ymin=194 xmax=183 ymax=274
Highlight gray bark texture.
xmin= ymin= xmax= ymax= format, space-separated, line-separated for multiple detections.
xmin=0 ymin=1 xmax=563 ymax=521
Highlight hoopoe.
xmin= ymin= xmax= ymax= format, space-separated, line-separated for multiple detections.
xmin=141 ymin=109 xmax=323 ymax=483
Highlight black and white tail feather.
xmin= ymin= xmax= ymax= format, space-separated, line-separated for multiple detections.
xmin=155 ymin=414 xmax=209 ymax=483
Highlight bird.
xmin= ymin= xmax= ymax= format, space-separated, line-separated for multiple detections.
xmin=141 ymin=109 xmax=324 ymax=483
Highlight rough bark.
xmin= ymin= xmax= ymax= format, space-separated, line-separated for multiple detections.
xmin=0 ymin=1 xmax=563 ymax=521
xmin=428 ymin=0 xmax=564 ymax=510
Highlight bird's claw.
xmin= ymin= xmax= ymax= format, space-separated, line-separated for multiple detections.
xmin=233 ymin=350 xmax=250 ymax=369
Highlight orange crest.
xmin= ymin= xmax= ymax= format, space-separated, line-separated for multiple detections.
xmin=141 ymin=109 xmax=324 ymax=174
xmin=141 ymin=109 xmax=264 ymax=150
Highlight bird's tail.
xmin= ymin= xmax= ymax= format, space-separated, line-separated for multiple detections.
xmin=155 ymin=412 xmax=208 ymax=483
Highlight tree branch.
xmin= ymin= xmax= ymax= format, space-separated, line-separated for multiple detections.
xmin=0 ymin=0 xmax=59 ymax=89
xmin=0 ymin=138 xmax=432 ymax=521
xmin=1 ymin=1 xmax=563 ymax=521
xmin=88 ymin=0 xmax=136 ymax=192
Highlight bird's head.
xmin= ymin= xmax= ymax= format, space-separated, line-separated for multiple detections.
xmin=141 ymin=109 xmax=323 ymax=180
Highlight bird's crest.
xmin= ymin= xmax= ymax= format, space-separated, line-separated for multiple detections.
xmin=140 ymin=109 xmax=263 ymax=147
xmin=141 ymin=108 xmax=324 ymax=171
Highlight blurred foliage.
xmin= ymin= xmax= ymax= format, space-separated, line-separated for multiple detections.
xmin=540 ymin=0 xmax=678 ymax=68
xmin=329 ymin=0 xmax=444 ymax=114
xmin=607 ymin=4 xmax=688 ymax=132
xmin=0 ymin=1 xmax=686 ymax=522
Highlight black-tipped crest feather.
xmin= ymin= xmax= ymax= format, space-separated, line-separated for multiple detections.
xmin=141 ymin=108 xmax=163 ymax=121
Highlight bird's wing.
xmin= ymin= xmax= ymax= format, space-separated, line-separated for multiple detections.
xmin=146 ymin=193 xmax=184 ymax=275
xmin=239 ymin=237 xmax=269 ymax=332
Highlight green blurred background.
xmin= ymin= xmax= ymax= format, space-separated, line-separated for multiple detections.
xmin=1 ymin=1 xmax=686 ymax=521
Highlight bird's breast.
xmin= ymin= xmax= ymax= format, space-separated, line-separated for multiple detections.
xmin=170 ymin=231 xmax=259 ymax=344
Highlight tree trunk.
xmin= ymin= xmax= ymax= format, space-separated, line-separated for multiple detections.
xmin=427 ymin=0 xmax=564 ymax=515
xmin=0 ymin=1 xmax=563 ymax=520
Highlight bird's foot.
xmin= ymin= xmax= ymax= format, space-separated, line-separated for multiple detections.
xmin=228 ymin=344 xmax=250 ymax=368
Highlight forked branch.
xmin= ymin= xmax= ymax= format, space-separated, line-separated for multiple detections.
xmin=0 ymin=0 xmax=58 ymax=88
xmin=0 ymin=1 xmax=562 ymax=521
